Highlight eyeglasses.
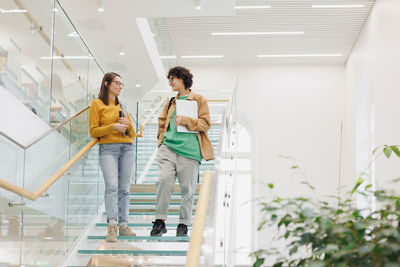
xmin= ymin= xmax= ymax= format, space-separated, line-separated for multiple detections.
xmin=111 ymin=80 xmax=124 ymax=87
xmin=168 ymin=77 xmax=174 ymax=84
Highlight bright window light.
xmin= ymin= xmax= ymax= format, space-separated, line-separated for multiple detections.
xmin=257 ymin=54 xmax=343 ymax=58
xmin=234 ymin=5 xmax=271 ymax=9
xmin=0 ymin=8 xmax=27 ymax=13
xmin=160 ymin=55 xmax=177 ymax=59
xmin=181 ymin=55 xmax=224 ymax=59
xmin=211 ymin=32 xmax=304 ymax=36
xmin=312 ymin=4 xmax=365 ymax=8
xmin=67 ymin=31 xmax=79 ymax=37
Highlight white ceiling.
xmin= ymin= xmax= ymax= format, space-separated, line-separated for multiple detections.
xmin=152 ymin=0 xmax=375 ymax=65
xmin=0 ymin=0 xmax=376 ymax=107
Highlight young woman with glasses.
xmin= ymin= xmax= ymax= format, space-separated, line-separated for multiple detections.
xmin=89 ymin=72 xmax=136 ymax=242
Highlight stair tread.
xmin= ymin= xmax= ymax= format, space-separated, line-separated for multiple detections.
xmin=77 ymin=249 xmax=187 ymax=256
xmin=87 ymin=236 xmax=189 ymax=242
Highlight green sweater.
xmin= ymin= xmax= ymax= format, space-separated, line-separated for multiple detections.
xmin=163 ymin=95 xmax=202 ymax=162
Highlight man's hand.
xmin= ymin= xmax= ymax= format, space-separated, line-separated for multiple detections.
xmin=175 ymin=115 xmax=182 ymax=126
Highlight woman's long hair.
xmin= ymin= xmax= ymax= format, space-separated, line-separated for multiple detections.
xmin=98 ymin=72 xmax=120 ymax=105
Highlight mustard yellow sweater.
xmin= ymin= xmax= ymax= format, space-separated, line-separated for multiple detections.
xmin=89 ymin=98 xmax=136 ymax=144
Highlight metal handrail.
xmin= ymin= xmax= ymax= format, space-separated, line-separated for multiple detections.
xmin=0 ymin=138 xmax=98 ymax=200
xmin=185 ymin=170 xmax=213 ymax=267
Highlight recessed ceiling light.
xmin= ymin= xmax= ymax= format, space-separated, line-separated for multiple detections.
xmin=119 ymin=51 xmax=125 ymax=56
xmin=97 ymin=7 xmax=104 ymax=12
xmin=135 ymin=84 xmax=141 ymax=88
xmin=181 ymin=55 xmax=224 ymax=59
xmin=0 ymin=8 xmax=27 ymax=13
xmin=234 ymin=5 xmax=271 ymax=9
xmin=195 ymin=0 xmax=202 ymax=10
xmin=257 ymin=54 xmax=343 ymax=58
xmin=312 ymin=4 xmax=365 ymax=8
xmin=53 ymin=8 xmax=59 ymax=12
xmin=211 ymin=31 xmax=304 ymax=36
xmin=160 ymin=55 xmax=177 ymax=59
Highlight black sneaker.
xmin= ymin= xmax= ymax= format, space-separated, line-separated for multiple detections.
xmin=176 ymin=223 xmax=188 ymax=236
xmin=150 ymin=219 xmax=167 ymax=236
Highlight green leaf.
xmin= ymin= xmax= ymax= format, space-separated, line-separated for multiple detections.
xmin=384 ymin=147 xmax=392 ymax=158
xmin=291 ymin=165 xmax=299 ymax=169
xmin=258 ymin=220 xmax=267 ymax=231
xmin=390 ymin=146 xmax=400 ymax=157
xmin=289 ymin=246 xmax=298 ymax=255
xmin=284 ymin=231 xmax=290 ymax=239
xmin=254 ymin=258 xmax=265 ymax=267
xmin=372 ymin=146 xmax=380 ymax=155
xmin=300 ymin=181 xmax=315 ymax=190
xmin=351 ymin=178 xmax=364 ymax=195
xmin=268 ymin=183 xmax=274 ymax=189
xmin=365 ymin=184 xmax=372 ymax=190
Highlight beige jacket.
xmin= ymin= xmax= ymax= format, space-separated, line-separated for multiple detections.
xmin=157 ymin=92 xmax=215 ymax=161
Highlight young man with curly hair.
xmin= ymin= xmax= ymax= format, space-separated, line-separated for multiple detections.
xmin=150 ymin=66 xmax=215 ymax=236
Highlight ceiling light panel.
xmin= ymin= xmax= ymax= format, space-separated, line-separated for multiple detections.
xmin=149 ymin=0 xmax=375 ymax=65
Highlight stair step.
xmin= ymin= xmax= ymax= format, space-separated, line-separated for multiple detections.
xmin=103 ymin=212 xmax=194 ymax=216
xmin=77 ymin=249 xmax=187 ymax=256
xmin=87 ymin=236 xmax=189 ymax=242
xmin=130 ymin=184 xmax=200 ymax=193
xmin=95 ymin=223 xmax=192 ymax=228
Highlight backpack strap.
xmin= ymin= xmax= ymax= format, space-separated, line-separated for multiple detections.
xmin=167 ymin=97 xmax=175 ymax=111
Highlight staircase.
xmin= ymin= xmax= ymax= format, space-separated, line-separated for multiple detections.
xmin=64 ymin=100 xmax=223 ymax=266
xmin=67 ymin=185 xmax=200 ymax=266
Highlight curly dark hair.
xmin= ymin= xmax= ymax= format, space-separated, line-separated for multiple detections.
xmin=167 ymin=66 xmax=193 ymax=89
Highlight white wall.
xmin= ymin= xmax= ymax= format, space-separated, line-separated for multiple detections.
xmin=191 ymin=64 xmax=347 ymax=262
xmin=193 ymin=65 xmax=347 ymax=194
xmin=346 ymin=0 xmax=400 ymax=191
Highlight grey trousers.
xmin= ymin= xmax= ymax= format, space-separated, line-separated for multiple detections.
xmin=155 ymin=144 xmax=200 ymax=225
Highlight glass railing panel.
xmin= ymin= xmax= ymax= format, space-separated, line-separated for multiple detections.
xmin=0 ymin=0 xmax=54 ymax=123
xmin=134 ymin=83 xmax=168 ymax=184
xmin=201 ymin=81 xmax=238 ymax=266
xmin=16 ymin=109 xmax=100 ymax=265
xmin=0 ymin=134 xmax=24 ymax=266
xmin=20 ymin=120 xmax=71 ymax=265
xmin=87 ymin=54 xmax=103 ymax=104
xmin=66 ymin=107 xmax=102 ymax=255
xmin=66 ymin=145 xmax=101 ymax=254
xmin=1 ymin=0 xmax=104 ymax=265
xmin=49 ymin=1 xmax=91 ymax=124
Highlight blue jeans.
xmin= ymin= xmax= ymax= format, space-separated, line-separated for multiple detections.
xmin=99 ymin=143 xmax=134 ymax=223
